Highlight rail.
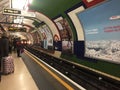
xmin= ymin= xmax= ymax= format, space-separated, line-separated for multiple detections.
xmin=25 ymin=46 xmax=120 ymax=90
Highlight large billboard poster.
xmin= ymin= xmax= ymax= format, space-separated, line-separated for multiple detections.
xmin=77 ymin=0 xmax=120 ymax=64
xmin=54 ymin=17 xmax=74 ymax=54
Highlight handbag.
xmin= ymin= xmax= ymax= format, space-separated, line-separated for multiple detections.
xmin=21 ymin=49 xmax=24 ymax=53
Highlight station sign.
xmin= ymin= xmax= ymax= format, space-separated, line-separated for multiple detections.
xmin=3 ymin=8 xmax=21 ymax=15
xmin=8 ymin=27 xmax=26 ymax=32
xmin=3 ymin=8 xmax=35 ymax=18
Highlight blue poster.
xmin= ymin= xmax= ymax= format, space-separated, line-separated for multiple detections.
xmin=77 ymin=0 xmax=120 ymax=64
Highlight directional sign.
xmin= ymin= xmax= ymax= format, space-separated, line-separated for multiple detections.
xmin=3 ymin=8 xmax=35 ymax=18
xmin=3 ymin=8 xmax=21 ymax=15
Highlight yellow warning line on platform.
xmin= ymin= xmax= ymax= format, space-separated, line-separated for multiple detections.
xmin=25 ymin=51 xmax=74 ymax=90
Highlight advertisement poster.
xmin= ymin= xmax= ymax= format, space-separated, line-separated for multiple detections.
xmin=55 ymin=18 xmax=73 ymax=40
xmin=42 ymin=25 xmax=53 ymax=46
xmin=62 ymin=40 xmax=73 ymax=54
xmin=77 ymin=0 xmax=120 ymax=63
xmin=31 ymin=31 xmax=40 ymax=44
xmin=38 ymin=25 xmax=53 ymax=49
xmin=54 ymin=18 xmax=73 ymax=54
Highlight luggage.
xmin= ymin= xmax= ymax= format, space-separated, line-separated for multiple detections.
xmin=2 ymin=56 xmax=14 ymax=75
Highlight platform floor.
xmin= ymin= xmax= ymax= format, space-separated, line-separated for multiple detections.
xmin=0 ymin=51 xmax=86 ymax=90
xmin=0 ymin=52 xmax=38 ymax=90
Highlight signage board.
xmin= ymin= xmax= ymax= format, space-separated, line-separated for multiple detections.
xmin=3 ymin=8 xmax=21 ymax=15
xmin=3 ymin=8 xmax=35 ymax=18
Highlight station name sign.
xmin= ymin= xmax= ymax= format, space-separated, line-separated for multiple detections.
xmin=3 ymin=8 xmax=21 ymax=15
xmin=3 ymin=8 xmax=35 ymax=18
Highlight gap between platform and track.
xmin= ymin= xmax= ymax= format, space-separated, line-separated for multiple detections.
xmin=25 ymin=50 xmax=86 ymax=90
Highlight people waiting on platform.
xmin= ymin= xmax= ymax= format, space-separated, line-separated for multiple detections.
xmin=0 ymin=32 xmax=9 ymax=74
xmin=13 ymin=37 xmax=17 ymax=51
xmin=16 ymin=37 xmax=23 ymax=57
xmin=0 ymin=32 xmax=9 ymax=58
xmin=9 ymin=36 xmax=13 ymax=54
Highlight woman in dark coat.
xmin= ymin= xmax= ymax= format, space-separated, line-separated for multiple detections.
xmin=0 ymin=32 xmax=9 ymax=58
xmin=0 ymin=32 xmax=9 ymax=73
xmin=16 ymin=37 xmax=22 ymax=57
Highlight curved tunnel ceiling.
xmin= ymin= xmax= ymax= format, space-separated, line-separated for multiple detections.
xmin=16 ymin=0 xmax=83 ymax=41
xmin=0 ymin=0 xmax=83 ymax=42
xmin=24 ymin=0 xmax=83 ymax=41
xmin=29 ymin=0 xmax=82 ymax=19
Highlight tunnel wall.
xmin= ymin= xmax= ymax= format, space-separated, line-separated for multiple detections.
xmin=31 ymin=0 xmax=120 ymax=78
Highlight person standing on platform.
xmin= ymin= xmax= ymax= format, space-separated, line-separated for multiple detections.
xmin=8 ymin=36 xmax=13 ymax=54
xmin=13 ymin=37 xmax=17 ymax=51
xmin=0 ymin=32 xmax=9 ymax=58
xmin=16 ymin=37 xmax=22 ymax=57
xmin=0 ymin=32 xmax=9 ymax=73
